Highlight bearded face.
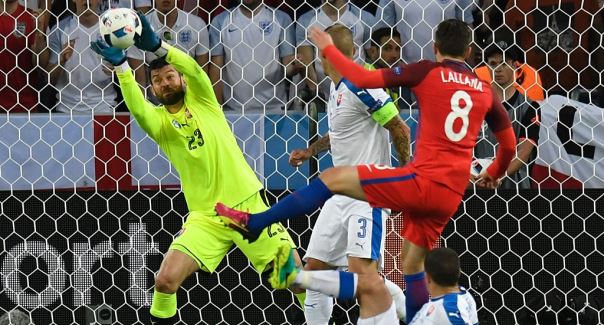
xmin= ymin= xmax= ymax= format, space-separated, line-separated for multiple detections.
xmin=155 ymin=86 xmax=185 ymax=105
xmin=150 ymin=65 xmax=185 ymax=106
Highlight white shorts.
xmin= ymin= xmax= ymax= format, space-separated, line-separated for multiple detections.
xmin=356 ymin=302 xmax=397 ymax=325
xmin=304 ymin=195 xmax=389 ymax=268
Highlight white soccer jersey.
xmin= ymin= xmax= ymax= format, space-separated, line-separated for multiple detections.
xmin=128 ymin=9 xmax=209 ymax=63
xmin=410 ymin=289 xmax=479 ymax=325
xmin=209 ymin=5 xmax=295 ymax=113
xmin=376 ymin=0 xmax=475 ymax=63
xmin=48 ymin=17 xmax=117 ymax=113
xmin=303 ymin=79 xmax=394 ymax=271
xmin=326 ymin=79 xmax=392 ymax=167
xmin=296 ymin=5 xmax=375 ymax=99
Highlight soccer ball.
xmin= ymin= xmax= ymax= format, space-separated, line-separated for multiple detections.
xmin=99 ymin=8 xmax=142 ymax=50
xmin=470 ymin=158 xmax=494 ymax=176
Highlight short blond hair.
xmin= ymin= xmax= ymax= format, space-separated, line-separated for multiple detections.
xmin=325 ymin=24 xmax=354 ymax=58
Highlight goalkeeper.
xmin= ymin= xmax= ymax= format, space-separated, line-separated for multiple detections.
xmin=91 ymin=13 xmax=304 ymax=325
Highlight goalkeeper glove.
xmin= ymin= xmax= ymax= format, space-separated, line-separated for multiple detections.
xmin=133 ymin=12 xmax=164 ymax=54
xmin=90 ymin=40 xmax=127 ymax=66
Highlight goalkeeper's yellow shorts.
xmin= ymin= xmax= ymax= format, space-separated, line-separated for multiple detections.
xmin=169 ymin=191 xmax=296 ymax=273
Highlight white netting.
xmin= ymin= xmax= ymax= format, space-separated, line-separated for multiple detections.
xmin=1 ymin=0 xmax=603 ymax=324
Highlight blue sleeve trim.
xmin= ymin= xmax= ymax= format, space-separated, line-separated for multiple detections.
xmin=370 ymin=208 xmax=383 ymax=260
xmin=341 ymin=78 xmax=392 ymax=114
xmin=443 ymin=293 xmax=466 ymax=325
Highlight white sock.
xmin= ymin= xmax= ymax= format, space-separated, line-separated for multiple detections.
xmin=294 ymin=270 xmax=358 ymax=300
xmin=304 ymin=289 xmax=334 ymax=325
xmin=384 ymin=278 xmax=406 ymax=320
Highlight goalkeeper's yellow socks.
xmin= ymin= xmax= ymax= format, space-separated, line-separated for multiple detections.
xmin=150 ymin=289 xmax=177 ymax=324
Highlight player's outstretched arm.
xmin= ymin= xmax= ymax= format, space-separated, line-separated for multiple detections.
xmin=163 ymin=44 xmax=219 ymax=107
xmin=91 ymin=41 xmax=162 ymax=139
xmin=115 ymin=64 xmax=162 ymax=140
xmin=289 ymin=133 xmax=331 ymax=167
xmin=134 ymin=12 xmax=219 ymax=109
xmin=478 ymin=98 xmax=517 ymax=189
xmin=309 ymin=26 xmax=387 ymax=89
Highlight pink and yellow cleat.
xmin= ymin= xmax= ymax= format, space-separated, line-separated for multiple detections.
xmin=215 ymin=202 xmax=257 ymax=241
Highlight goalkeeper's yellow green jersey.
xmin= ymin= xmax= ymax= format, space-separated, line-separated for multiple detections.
xmin=116 ymin=44 xmax=262 ymax=216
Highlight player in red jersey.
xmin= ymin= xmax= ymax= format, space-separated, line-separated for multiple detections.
xmin=217 ymin=19 xmax=516 ymax=324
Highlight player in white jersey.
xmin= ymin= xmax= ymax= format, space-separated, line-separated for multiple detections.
xmin=296 ymin=0 xmax=376 ymax=100
xmin=208 ymin=0 xmax=297 ymax=114
xmin=289 ymin=24 xmax=410 ymax=325
xmin=375 ymin=0 xmax=475 ymax=63
xmin=127 ymin=0 xmax=209 ymax=85
xmin=410 ymin=248 xmax=479 ymax=325
xmin=46 ymin=0 xmax=121 ymax=113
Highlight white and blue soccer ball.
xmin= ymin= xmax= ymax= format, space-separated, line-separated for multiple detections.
xmin=99 ymin=8 xmax=142 ymax=50
xmin=470 ymin=158 xmax=494 ymax=177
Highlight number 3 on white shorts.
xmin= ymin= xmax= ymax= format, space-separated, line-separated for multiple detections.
xmin=444 ymin=90 xmax=473 ymax=142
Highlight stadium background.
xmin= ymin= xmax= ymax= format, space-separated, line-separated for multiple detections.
xmin=1 ymin=0 xmax=604 ymax=324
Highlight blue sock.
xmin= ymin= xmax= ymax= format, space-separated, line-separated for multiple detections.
xmin=295 ymin=270 xmax=357 ymax=301
xmin=404 ymin=272 xmax=429 ymax=323
xmin=337 ymin=271 xmax=357 ymax=300
xmin=248 ymin=178 xmax=333 ymax=233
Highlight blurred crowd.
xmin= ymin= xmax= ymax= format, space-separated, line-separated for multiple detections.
xmin=2 ymin=0 xmax=603 ymax=114
xmin=2 ymin=0 xmax=604 ymax=188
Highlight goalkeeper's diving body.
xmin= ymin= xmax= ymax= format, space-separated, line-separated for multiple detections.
xmin=91 ymin=13 xmax=304 ymax=325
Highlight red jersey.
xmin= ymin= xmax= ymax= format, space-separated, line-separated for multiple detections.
xmin=321 ymin=44 xmax=516 ymax=247
xmin=0 ymin=4 xmax=38 ymax=112
xmin=382 ymin=60 xmax=509 ymax=194
xmin=322 ymin=44 xmax=515 ymax=195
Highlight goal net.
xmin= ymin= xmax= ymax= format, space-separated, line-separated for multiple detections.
xmin=1 ymin=1 xmax=603 ymax=324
